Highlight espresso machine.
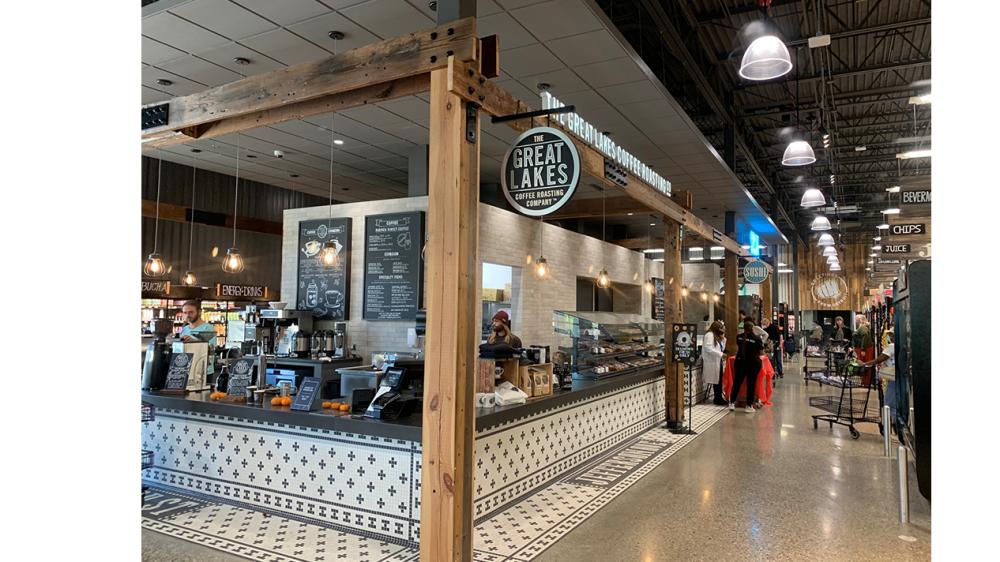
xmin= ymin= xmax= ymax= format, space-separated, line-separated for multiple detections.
xmin=141 ymin=318 xmax=173 ymax=390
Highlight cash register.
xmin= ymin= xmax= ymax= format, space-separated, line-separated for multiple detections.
xmin=363 ymin=366 xmax=418 ymax=420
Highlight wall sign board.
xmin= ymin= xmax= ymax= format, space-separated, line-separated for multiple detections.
xmin=889 ymin=223 xmax=926 ymax=236
xmin=901 ymin=190 xmax=931 ymax=205
xmin=651 ymin=278 xmax=664 ymax=320
xmin=882 ymin=244 xmax=912 ymax=254
xmin=501 ymin=126 xmax=580 ymax=216
xmin=142 ymin=279 xmax=171 ymax=298
xmin=297 ymin=218 xmax=352 ymax=320
xmin=363 ymin=212 xmax=424 ymax=320
xmin=671 ymin=323 xmax=698 ymax=367
xmin=215 ymin=283 xmax=268 ymax=300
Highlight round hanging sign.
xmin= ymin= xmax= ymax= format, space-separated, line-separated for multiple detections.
xmin=743 ymin=259 xmax=769 ymax=284
xmin=500 ymin=126 xmax=580 ymax=217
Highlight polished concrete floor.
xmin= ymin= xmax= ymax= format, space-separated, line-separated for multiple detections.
xmin=143 ymin=357 xmax=931 ymax=561
xmin=535 ymin=357 xmax=931 ymax=562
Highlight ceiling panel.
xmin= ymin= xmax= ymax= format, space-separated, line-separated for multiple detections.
xmin=376 ymin=97 xmax=431 ymax=127
xmin=142 ymin=86 xmax=171 ymax=104
xmin=142 ymin=36 xmax=187 ymax=65
xmin=196 ymin=42 xmax=286 ymax=74
xmin=141 ymin=64 xmax=208 ymax=95
xmin=286 ymin=11 xmax=381 ymax=51
xmin=239 ymin=28 xmax=332 ymax=65
xmin=574 ymin=57 xmax=648 ymax=88
xmin=232 ymin=0 xmax=331 ymax=26
xmin=143 ymin=11 xmax=231 ymax=52
xmin=510 ymin=0 xmax=602 ymax=41
xmin=478 ymin=12 xmax=537 ymax=50
xmin=171 ymin=0 xmax=278 ymax=40
xmin=500 ymin=43 xmax=564 ymax=77
xmin=340 ymin=0 xmax=434 ymax=39
xmin=157 ymin=55 xmax=243 ymax=87
xmin=546 ymin=29 xmax=621 ymax=67
xmin=519 ymin=68 xmax=589 ymax=97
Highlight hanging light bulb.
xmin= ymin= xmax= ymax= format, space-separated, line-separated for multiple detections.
xmin=182 ymin=270 xmax=197 ymax=286
xmin=597 ymin=269 xmax=611 ymax=289
xmin=535 ymin=256 xmax=548 ymax=278
xmin=644 ymin=278 xmax=654 ymax=294
xmin=817 ymin=233 xmax=835 ymax=246
xmin=320 ymin=241 xmax=338 ymax=267
xmin=144 ymin=158 xmax=169 ymax=278
xmin=681 ymin=285 xmax=689 ymax=297
xmin=810 ymin=216 xmax=832 ymax=231
xmin=322 ymin=56 xmax=342 ymax=270
xmin=800 ymin=188 xmax=826 ymax=208
xmin=182 ymin=151 xmax=200 ymax=286
xmin=782 ymin=140 xmax=817 ymax=166
xmin=738 ymin=35 xmax=793 ymax=81
xmin=712 ymin=293 xmax=720 ymax=303
xmin=223 ymin=132 xmax=245 ymax=273
xmin=222 ymin=247 xmax=245 ymax=273
xmin=821 ymin=246 xmax=837 ymax=257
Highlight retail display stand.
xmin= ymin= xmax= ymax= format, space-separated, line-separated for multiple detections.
xmin=669 ymin=323 xmax=698 ymax=435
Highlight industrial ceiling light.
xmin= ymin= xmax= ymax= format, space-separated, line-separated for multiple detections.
xmin=826 ymin=255 xmax=839 ymax=265
xmin=873 ymin=236 xmax=882 ymax=241
xmin=643 ymin=249 xmax=664 ymax=254
xmin=222 ymin=134 xmax=246 ymax=274
xmin=896 ymin=149 xmax=931 ymax=159
xmin=886 ymin=186 xmax=901 ymax=193
xmin=739 ymin=35 xmax=793 ymax=81
xmin=782 ymin=140 xmax=816 ymax=166
xmin=778 ymin=268 xmax=793 ymax=273
xmin=908 ymin=93 xmax=932 ymax=105
xmin=882 ymin=208 xmax=901 ymax=215
xmin=144 ymin=158 xmax=168 ymax=278
xmin=822 ymin=246 xmax=837 ymax=257
xmin=810 ymin=215 xmax=832 ymax=231
xmin=872 ymin=245 xmax=882 ymax=251
xmin=877 ymin=223 xmax=890 ymax=230
xmin=817 ymin=233 xmax=835 ymax=246
xmin=800 ymin=188 xmax=826 ymax=208
xmin=830 ymin=263 xmax=842 ymax=271
xmin=777 ymin=262 xmax=787 ymax=267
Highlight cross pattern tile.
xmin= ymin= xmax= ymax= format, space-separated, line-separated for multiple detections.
xmin=142 ymin=486 xmax=418 ymax=562
xmin=142 ymin=408 xmax=421 ymax=543
xmin=474 ymin=377 xmax=666 ymax=521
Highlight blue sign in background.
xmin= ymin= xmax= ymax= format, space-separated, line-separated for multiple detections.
xmin=743 ymin=259 xmax=769 ymax=284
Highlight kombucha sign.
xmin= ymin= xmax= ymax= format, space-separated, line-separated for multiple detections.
xmin=501 ymin=126 xmax=580 ymax=216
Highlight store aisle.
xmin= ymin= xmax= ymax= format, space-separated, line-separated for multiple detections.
xmin=534 ymin=359 xmax=931 ymax=562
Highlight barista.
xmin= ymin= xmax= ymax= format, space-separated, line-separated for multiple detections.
xmin=488 ymin=310 xmax=523 ymax=349
xmin=179 ymin=300 xmax=217 ymax=374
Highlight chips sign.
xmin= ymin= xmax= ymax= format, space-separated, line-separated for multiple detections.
xmin=501 ymin=127 xmax=580 ymax=216
xmin=742 ymin=259 xmax=769 ymax=284
xmin=889 ymin=223 xmax=926 ymax=236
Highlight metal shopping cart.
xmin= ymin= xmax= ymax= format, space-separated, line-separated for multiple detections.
xmin=809 ymin=361 xmax=883 ymax=440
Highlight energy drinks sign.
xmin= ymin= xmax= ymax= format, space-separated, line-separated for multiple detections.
xmin=501 ymin=127 xmax=580 ymax=217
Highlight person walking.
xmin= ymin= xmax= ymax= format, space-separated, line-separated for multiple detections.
xmin=761 ymin=316 xmax=783 ymax=379
xmin=730 ymin=318 xmax=764 ymax=413
xmin=853 ymin=316 xmax=875 ymax=386
xmin=702 ymin=321 xmax=727 ymax=405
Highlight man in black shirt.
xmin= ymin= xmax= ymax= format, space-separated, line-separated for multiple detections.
xmin=731 ymin=318 xmax=764 ymax=412
xmin=761 ymin=317 xmax=783 ymax=378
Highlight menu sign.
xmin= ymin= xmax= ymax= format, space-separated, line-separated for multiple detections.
xmin=901 ymin=190 xmax=931 ymax=205
xmin=163 ymin=353 xmax=192 ymax=392
xmin=291 ymin=377 xmax=321 ymax=412
xmin=363 ymin=212 xmax=424 ymax=320
xmin=671 ymin=323 xmax=698 ymax=367
xmin=889 ymin=223 xmax=926 ymax=236
xmin=651 ymin=278 xmax=665 ymax=320
xmin=297 ymin=218 xmax=352 ymax=320
xmin=882 ymin=244 xmax=911 ymax=254
xmin=501 ymin=126 xmax=580 ymax=216
xmin=226 ymin=358 xmax=256 ymax=398
xmin=142 ymin=279 xmax=171 ymax=298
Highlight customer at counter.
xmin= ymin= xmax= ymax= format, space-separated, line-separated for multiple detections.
xmin=179 ymin=300 xmax=217 ymax=374
xmin=488 ymin=310 xmax=522 ymax=348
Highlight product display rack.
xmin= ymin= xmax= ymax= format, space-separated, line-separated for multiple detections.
xmin=553 ymin=311 xmax=664 ymax=380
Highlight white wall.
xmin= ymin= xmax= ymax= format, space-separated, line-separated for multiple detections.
xmin=282 ymin=198 xmax=665 ymax=358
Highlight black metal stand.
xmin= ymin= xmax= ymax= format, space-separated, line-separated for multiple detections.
xmin=670 ymin=364 xmax=697 ymax=435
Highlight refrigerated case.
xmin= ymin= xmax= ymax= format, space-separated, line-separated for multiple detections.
xmin=553 ymin=311 xmax=664 ymax=380
xmin=893 ymin=260 xmax=930 ymax=500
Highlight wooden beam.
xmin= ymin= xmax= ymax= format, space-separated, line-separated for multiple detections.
xmin=724 ymin=252 xmax=739 ymax=356
xmin=663 ymin=218 xmax=684 ymax=424
xmin=142 ymin=74 xmax=429 ymax=150
xmin=447 ymin=58 xmax=748 ymax=257
xmin=141 ymin=200 xmax=282 ymax=236
xmin=141 ymin=18 xmax=477 ymax=141
xmin=421 ymin=60 xmax=478 ymax=562
xmin=545 ymin=196 xmax=651 ymax=220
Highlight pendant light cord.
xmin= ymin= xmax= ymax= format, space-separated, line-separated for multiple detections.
xmin=232 ymin=133 xmax=240 ymax=247
xmin=328 ymin=38 xmax=338 ymax=227
xmin=153 ymin=158 xmax=162 ymax=252
xmin=539 ymin=216 xmax=544 ymax=256
xmin=188 ymin=154 xmax=197 ymax=272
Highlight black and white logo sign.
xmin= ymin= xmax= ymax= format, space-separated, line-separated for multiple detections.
xmin=501 ymin=127 xmax=580 ymax=216
xmin=890 ymin=223 xmax=925 ymax=236
xmin=882 ymin=244 xmax=911 ymax=254
xmin=902 ymin=190 xmax=931 ymax=204
xmin=742 ymin=259 xmax=768 ymax=284
xmin=672 ymin=323 xmax=698 ymax=367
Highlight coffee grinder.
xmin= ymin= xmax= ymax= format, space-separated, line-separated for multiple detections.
xmin=141 ymin=318 xmax=173 ymax=390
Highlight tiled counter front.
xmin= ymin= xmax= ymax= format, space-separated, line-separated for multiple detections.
xmin=473 ymin=371 xmax=665 ymax=521
xmin=141 ymin=408 xmax=422 ymax=545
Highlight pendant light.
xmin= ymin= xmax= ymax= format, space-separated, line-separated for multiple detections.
xmin=782 ymin=140 xmax=817 ymax=166
xmin=222 ymin=134 xmax=245 ymax=274
xmin=596 ymin=188 xmax=611 ymax=289
xmin=143 ymin=158 xmax=168 ymax=277
xmin=739 ymin=35 xmax=792 ymax=81
xmin=821 ymin=246 xmax=837 ymax=257
xmin=800 ymin=188 xmax=826 ymax=208
xmin=817 ymin=233 xmax=835 ymax=247
xmin=321 ymin=36 xmax=341 ymax=268
xmin=182 ymin=151 xmax=199 ymax=285
xmin=810 ymin=215 xmax=832 ymax=231
xmin=643 ymin=217 xmax=655 ymax=292
xmin=535 ymin=217 xmax=548 ymax=278
xmin=830 ymin=263 xmax=842 ymax=272
xmin=826 ymin=255 xmax=839 ymax=264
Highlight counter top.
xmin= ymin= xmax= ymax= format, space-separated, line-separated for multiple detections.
xmin=143 ymin=365 xmax=664 ymax=442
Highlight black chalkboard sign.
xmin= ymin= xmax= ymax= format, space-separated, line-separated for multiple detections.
xmin=652 ymin=278 xmax=665 ymax=320
xmin=226 ymin=358 xmax=256 ymax=398
xmin=297 ymin=218 xmax=352 ymax=320
xmin=363 ymin=211 xmax=424 ymax=320
xmin=291 ymin=377 xmax=322 ymax=412
xmin=163 ymin=353 xmax=192 ymax=392
xmin=671 ymin=323 xmax=698 ymax=367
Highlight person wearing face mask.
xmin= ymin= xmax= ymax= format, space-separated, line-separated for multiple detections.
xmin=488 ymin=310 xmax=523 ymax=349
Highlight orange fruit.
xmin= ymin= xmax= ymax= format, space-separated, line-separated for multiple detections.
xmin=338 ymin=404 xmax=349 ymax=412
xmin=281 ymin=396 xmax=292 ymax=406
xmin=271 ymin=397 xmax=282 ymax=406
xmin=322 ymin=401 xmax=331 ymax=409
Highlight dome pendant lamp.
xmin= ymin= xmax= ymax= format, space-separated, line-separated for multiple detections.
xmin=830 ymin=263 xmax=842 ymax=272
xmin=222 ymin=133 xmax=245 ymax=274
xmin=144 ymin=158 xmax=168 ymax=277
xmin=810 ymin=215 xmax=832 ymax=231
xmin=800 ymin=188 xmax=826 ymax=208
xmin=739 ymin=35 xmax=792 ymax=81
xmin=817 ymin=233 xmax=835 ymax=247
xmin=821 ymin=246 xmax=837 ymax=258
xmin=782 ymin=140 xmax=817 ymax=166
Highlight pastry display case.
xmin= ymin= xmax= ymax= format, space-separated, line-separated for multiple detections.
xmin=553 ymin=311 xmax=665 ymax=380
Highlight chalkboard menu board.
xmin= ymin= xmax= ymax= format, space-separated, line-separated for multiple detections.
xmin=652 ymin=278 xmax=665 ymax=320
xmin=226 ymin=358 xmax=256 ymax=398
xmin=297 ymin=218 xmax=352 ymax=320
xmin=291 ymin=377 xmax=321 ymax=412
xmin=363 ymin=211 xmax=424 ymax=320
xmin=164 ymin=353 xmax=192 ymax=392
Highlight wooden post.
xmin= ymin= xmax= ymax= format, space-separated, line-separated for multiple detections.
xmin=724 ymin=251 xmax=739 ymax=355
xmin=420 ymin=62 xmax=479 ymax=562
xmin=761 ymin=276 xmax=772 ymax=324
xmin=663 ymin=216 xmax=684 ymax=424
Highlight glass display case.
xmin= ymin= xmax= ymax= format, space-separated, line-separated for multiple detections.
xmin=553 ymin=311 xmax=665 ymax=380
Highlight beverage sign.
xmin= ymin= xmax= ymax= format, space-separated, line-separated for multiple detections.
xmin=291 ymin=377 xmax=321 ymax=412
xmin=501 ymin=127 xmax=580 ymax=216
xmin=889 ymin=223 xmax=926 ymax=236
xmin=297 ymin=218 xmax=352 ymax=320
xmin=163 ymin=353 xmax=192 ymax=392
xmin=363 ymin=212 xmax=424 ymax=320
xmin=651 ymin=278 xmax=664 ymax=320
xmin=882 ymin=244 xmax=911 ymax=254
xmin=226 ymin=358 xmax=256 ymax=398
xmin=671 ymin=323 xmax=698 ymax=367
xmin=902 ymin=190 xmax=931 ymax=205
xmin=142 ymin=279 xmax=171 ymax=298
xmin=215 ymin=283 xmax=268 ymax=300
xmin=742 ymin=259 xmax=768 ymax=284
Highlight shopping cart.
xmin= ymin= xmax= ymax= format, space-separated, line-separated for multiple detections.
xmin=809 ymin=361 xmax=882 ymax=439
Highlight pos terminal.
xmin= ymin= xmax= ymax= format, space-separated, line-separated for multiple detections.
xmin=363 ymin=367 xmax=417 ymax=420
